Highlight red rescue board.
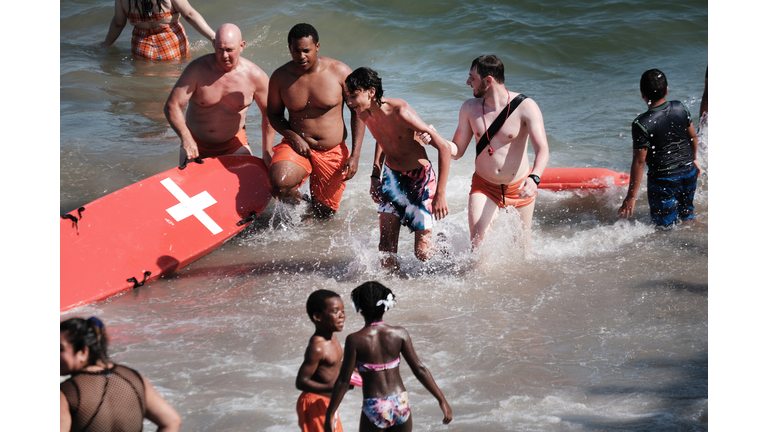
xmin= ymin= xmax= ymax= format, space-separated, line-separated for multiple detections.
xmin=60 ymin=155 xmax=272 ymax=312
xmin=539 ymin=167 xmax=629 ymax=191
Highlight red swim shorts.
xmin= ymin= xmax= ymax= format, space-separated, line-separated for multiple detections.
xmin=271 ymin=139 xmax=349 ymax=211
xmin=190 ymin=127 xmax=249 ymax=159
xmin=470 ymin=171 xmax=536 ymax=209
xmin=296 ymin=391 xmax=343 ymax=432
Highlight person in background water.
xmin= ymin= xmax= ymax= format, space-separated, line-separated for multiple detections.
xmin=100 ymin=0 xmax=215 ymax=60
xmin=60 ymin=317 xmax=181 ymax=432
xmin=699 ymin=67 xmax=708 ymax=130
xmin=618 ymin=68 xmax=700 ymax=226
xmin=344 ymin=67 xmax=452 ymax=273
xmin=296 ymin=290 xmax=361 ymax=432
xmin=324 ymin=281 xmax=452 ymax=432
xmin=446 ymin=55 xmax=549 ymax=251
xmin=164 ymin=23 xmax=275 ymax=166
xmin=267 ymin=23 xmax=365 ymax=218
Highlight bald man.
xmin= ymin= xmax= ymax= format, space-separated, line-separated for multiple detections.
xmin=165 ymin=23 xmax=275 ymax=166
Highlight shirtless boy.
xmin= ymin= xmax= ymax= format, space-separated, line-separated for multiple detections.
xmin=296 ymin=290 xmax=348 ymax=432
xmin=345 ymin=67 xmax=451 ymax=271
xmin=164 ymin=23 xmax=275 ymax=166
xmin=268 ymin=23 xmax=365 ymax=218
xmin=448 ymin=55 xmax=549 ymax=250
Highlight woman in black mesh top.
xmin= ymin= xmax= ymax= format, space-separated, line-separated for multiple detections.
xmin=60 ymin=317 xmax=181 ymax=432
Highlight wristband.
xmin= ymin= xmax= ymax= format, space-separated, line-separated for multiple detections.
xmin=528 ymin=174 xmax=540 ymax=186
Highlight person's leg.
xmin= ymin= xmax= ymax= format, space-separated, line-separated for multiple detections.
xmin=231 ymin=144 xmax=253 ymax=156
xmin=468 ymin=193 xmax=500 ymax=250
xmin=379 ymin=212 xmax=402 ymax=272
xmin=515 ymin=199 xmax=536 ymax=251
xmin=269 ymin=160 xmax=309 ymax=205
xmin=414 ymin=229 xmax=433 ymax=261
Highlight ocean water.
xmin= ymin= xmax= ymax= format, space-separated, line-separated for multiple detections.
xmin=59 ymin=0 xmax=708 ymax=430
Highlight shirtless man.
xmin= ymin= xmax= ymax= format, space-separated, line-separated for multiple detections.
xmin=449 ymin=55 xmax=549 ymax=250
xmin=267 ymin=23 xmax=364 ymax=218
xmin=164 ymin=23 xmax=275 ymax=166
xmin=345 ymin=67 xmax=451 ymax=272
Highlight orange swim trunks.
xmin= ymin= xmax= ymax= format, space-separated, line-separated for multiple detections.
xmin=190 ymin=127 xmax=249 ymax=159
xmin=271 ymin=139 xmax=349 ymax=211
xmin=131 ymin=22 xmax=189 ymax=60
xmin=470 ymin=172 xmax=536 ymax=209
xmin=296 ymin=391 xmax=343 ymax=432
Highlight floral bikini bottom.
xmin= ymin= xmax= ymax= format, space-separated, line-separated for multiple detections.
xmin=362 ymin=391 xmax=411 ymax=429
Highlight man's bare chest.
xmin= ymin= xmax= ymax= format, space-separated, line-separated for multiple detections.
xmin=282 ymin=76 xmax=342 ymax=113
xmin=193 ymin=79 xmax=254 ymax=111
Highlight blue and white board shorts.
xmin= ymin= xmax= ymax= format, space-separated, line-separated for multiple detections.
xmin=378 ymin=163 xmax=436 ymax=232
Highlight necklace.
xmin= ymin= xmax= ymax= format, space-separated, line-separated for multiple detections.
xmin=481 ymin=90 xmax=511 ymax=156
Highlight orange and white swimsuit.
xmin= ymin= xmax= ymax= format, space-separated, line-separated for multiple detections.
xmin=127 ymin=9 xmax=189 ymax=60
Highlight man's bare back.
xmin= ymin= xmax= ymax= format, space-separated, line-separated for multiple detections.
xmin=164 ymin=23 xmax=274 ymax=164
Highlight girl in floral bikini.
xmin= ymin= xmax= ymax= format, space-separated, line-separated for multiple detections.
xmin=324 ymin=281 xmax=452 ymax=431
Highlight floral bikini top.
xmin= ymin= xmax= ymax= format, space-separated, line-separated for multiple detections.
xmin=127 ymin=9 xmax=177 ymax=25
xmin=356 ymin=321 xmax=401 ymax=372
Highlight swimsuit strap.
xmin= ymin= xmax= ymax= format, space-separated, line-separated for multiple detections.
xmin=481 ymin=90 xmax=511 ymax=157
xmin=356 ymin=357 xmax=400 ymax=373
xmin=369 ymin=321 xmax=384 ymax=326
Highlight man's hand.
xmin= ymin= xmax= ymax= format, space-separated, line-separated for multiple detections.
xmin=370 ymin=177 xmax=383 ymax=204
xmin=432 ymin=190 xmax=449 ymax=220
xmin=414 ymin=124 xmax=436 ymax=146
xmin=181 ymin=137 xmax=200 ymax=160
xmin=289 ymin=136 xmax=312 ymax=159
xmin=518 ymin=177 xmax=538 ymax=199
xmin=343 ymin=156 xmax=358 ymax=181
xmin=618 ymin=196 xmax=636 ymax=219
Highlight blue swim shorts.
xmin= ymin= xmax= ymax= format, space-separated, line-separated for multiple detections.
xmin=647 ymin=163 xmax=698 ymax=226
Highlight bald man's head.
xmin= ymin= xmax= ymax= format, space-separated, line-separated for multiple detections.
xmin=214 ymin=24 xmax=246 ymax=71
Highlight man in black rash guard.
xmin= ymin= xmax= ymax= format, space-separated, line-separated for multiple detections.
xmin=618 ymin=68 xmax=700 ymax=227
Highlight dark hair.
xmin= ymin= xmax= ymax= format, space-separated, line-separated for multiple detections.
xmin=60 ymin=317 xmax=110 ymax=366
xmin=288 ymin=23 xmax=319 ymax=45
xmin=131 ymin=0 xmax=164 ymax=19
xmin=640 ymin=69 xmax=667 ymax=103
xmin=351 ymin=281 xmax=395 ymax=318
xmin=345 ymin=67 xmax=384 ymax=106
xmin=306 ymin=289 xmax=341 ymax=320
xmin=471 ymin=55 xmax=505 ymax=84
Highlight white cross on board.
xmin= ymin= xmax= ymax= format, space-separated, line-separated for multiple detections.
xmin=160 ymin=178 xmax=223 ymax=235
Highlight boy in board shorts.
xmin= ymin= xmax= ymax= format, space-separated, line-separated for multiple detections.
xmin=344 ymin=67 xmax=452 ymax=272
xmin=296 ymin=290 xmax=353 ymax=432
xmin=618 ymin=69 xmax=700 ymax=226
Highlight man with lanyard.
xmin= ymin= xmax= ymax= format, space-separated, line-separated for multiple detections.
xmin=445 ymin=55 xmax=550 ymax=251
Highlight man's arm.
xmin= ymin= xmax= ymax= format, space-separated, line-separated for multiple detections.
xmin=341 ymin=66 xmax=364 ymax=181
xmin=100 ymin=0 xmax=128 ymax=48
xmin=450 ymin=101 xmax=475 ymax=159
xmin=686 ymin=123 xmax=700 ymax=174
xmin=266 ymin=70 xmax=312 ymax=158
xmin=164 ymin=63 xmax=201 ymax=160
xmin=296 ymin=339 xmax=334 ymax=396
xmin=518 ymin=100 xmax=549 ymax=199
xmin=618 ymin=148 xmax=647 ymax=219
xmin=251 ymin=69 xmax=276 ymax=166
xmin=370 ymin=142 xmax=385 ymax=204
xmin=400 ymin=105 xmax=451 ymax=220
